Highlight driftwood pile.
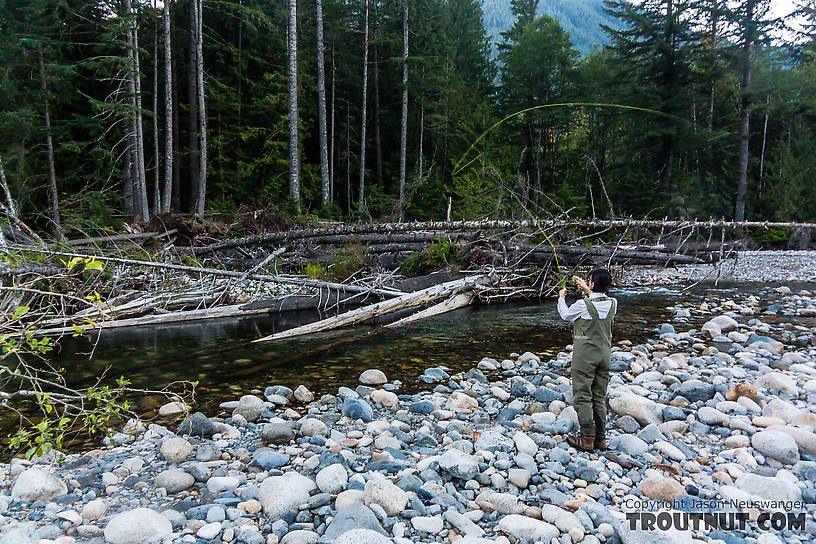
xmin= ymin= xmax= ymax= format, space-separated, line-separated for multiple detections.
xmin=3 ymin=217 xmax=814 ymax=341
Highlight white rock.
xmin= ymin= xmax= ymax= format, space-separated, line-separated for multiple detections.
xmin=654 ymin=441 xmax=686 ymax=461
xmin=698 ymin=406 xmax=730 ymax=426
xmin=335 ymin=490 xmax=366 ymax=511
xmin=411 ymin=515 xmax=443 ymax=533
xmin=751 ymin=430 xmax=800 ymax=464
xmin=513 ymin=431 xmax=538 ymax=456
xmin=768 ymin=424 xmax=816 ymax=457
xmin=507 ymin=469 xmax=530 ymax=489
xmin=103 ymin=508 xmax=172 ymax=544
xmin=438 ymin=449 xmax=480 ymax=480
xmin=734 ymin=473 xmax=802 ymax=502
xmin=207 ymin=476 xmax=240 ymax=493
xmin=755 ymin=373 xmax=798 ymax=395
xmin=539 ymin=504 xmax=583 ymax=534
xmin=294 ymin=385 xmax=314 ymax=403
xmin=497 ymin=515 xmax=558 ymax=541
xmin=359 ymin=369 xmax=387 ymax=385
xmin=233 ymin=395 xmax=265 ymax=422
xmin=710 ymin=315 xmax=739 ymax=332
xmin=334 ymin=529 xmax=392 ymax=544
xmin=11 ymin=468 xmax=67 ymax=503
xmin=160 ymin=437 xmax=192 ymax=464
xmin=445 ymin=392 xmax=479 ymax=413
xmin=157 ymin=401 xmax=188 ymax=417
xmin=155 ymin=469 xmax=195 ymax=493
xmin=300 ymin=418 xmax=328 ymax=437
xmin=197 ymin=522 xmax=222 ymax=540
xmin=370 ymin=389 xmax=398 ymax=408
xmin=609 ymin=392 xmax=663 ymax=426
xmin=316 ymin=464 xmax=348 ymax=494
xmin=80 ymin=499 xmax=107 ymax=521
xmin=281 ymin=530 xmax=319 ymax=544
xmin=259 ymin=472 xmax=317 ymax=521
xmin=364 ymin=474 xmax=408 ymax=516
xmin=476 ymin=492 xmax=525 ymax=515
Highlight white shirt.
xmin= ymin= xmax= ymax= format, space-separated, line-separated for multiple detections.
xmin=558 ymin=292 xmax=616 ymax=322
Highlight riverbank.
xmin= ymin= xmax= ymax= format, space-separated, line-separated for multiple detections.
xmin=1 ymin=285 xmax=815 ymax=544
xmin=624 ymin=250 xmax=816 ymax=285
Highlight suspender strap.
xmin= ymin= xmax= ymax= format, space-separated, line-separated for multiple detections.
xmin=583 ymin=297 xmax=601 ymax=320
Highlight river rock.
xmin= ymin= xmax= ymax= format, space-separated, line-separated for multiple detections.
xmin=734 ymin=473 xmax=802 ymax=502
xmin=610 ymin=434 xmax=649 ymax=456
xmin=769 ymin=424 xmax=816 ymax=456
xmin=80 ymin=499 xmax=106 ymax=521
xmin=316 ymin=463 xmax=348 ymax=494
xmin=364 ymin=474 xmax=408 ymax=516
xmin=752 ymin=430 xmax=801 ymax=464
xmin=294 ymin=385 xmax=314 ymax=403
xmin=259 ymin=472 xmax=317 ymax=521
xmin=513 ymin=431 xmax=538 ymax=456
xmin=160 ymin=437 xmax=192 ymax=464
xmin=476 ymin=492 xmax=525 ymax=514
xmin=207 ymin=476 xmax=239 ymax=493
xmin=618 ymin=525 xmax=693 ymax=544
xmin=755 ymin=372 xmax=798 ymax=395
xmin=446 ymin=392 xmax=479 ymax=413
xmin=359 ymin=369 xmax=387 ymax=385
xmin=301 ymin=418 xmax=328 ymax=437
xmin=539 ymin=504 xmax=583 ymax=534
xmin=370 ymin=389 xmax=398 ymax=408
xmin=672 ymin=381 xmax=715 ymax=403
xmin=333 ymin=529 xmax=392 ymax=544
xmin=155 ymin=469 xmax=194 ymax=493
xmin=342 ymin=398 xmax=374 ymax=422
xmin=323 ymin=503 xmax=386 ymax=539
xmin=411 ymin=515 xmax=443 ymax=533
xmin=710 ymin=315 xmax=739 ymax=332
xmin=103 ymin=508 xmax=172 ymax=544
xmin=609 ymin=392 xmax=663 ymax=426
xmin=639 ymin=475 xmax=685 ymax=502
xmin=157 ymin=401 xmax=188 ymax=417
xmin=496 ymin=515 xmax=558 ymax=541
xmin=698 ymin=406 xmax=729 ymax=426
xmin=178 ymin=412 xmax=216 ymax=437
xmin=261 ymin=418 xmax=295 ymax=444
xmin=281 ymin=530 xmax=319 ymax=544
xmin=233 ymin=395 xmax=265 ymax=422
xmin=11 ymin=469 xmax=67 ymax=503
xmin=439 ymin=449 xmax=480 ymax=480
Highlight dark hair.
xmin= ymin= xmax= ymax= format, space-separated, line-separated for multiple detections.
xmin=589 ymin=268 xmax=612 ymax=293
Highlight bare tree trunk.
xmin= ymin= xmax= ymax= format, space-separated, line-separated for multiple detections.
xmin=734 ymin=0 xmax=755 ymax=222
xmin=152 ymin=0 xmax=161 ymax=215
xmin=759 ymin=95 xmax=769 ymax=181
xmin=330 ymin=46 xmax=336 ymax=205
xmin=373 ymin=45 xmax=383 ymax=188
xmin=194 ymin=0 xmax=207 ymax=217
xmin=132 ymin=0 xmax=149 ymax=221
xmin=398 ymin=1 xmax=408 ymax=221
xmin=417 ymin=102 xmax=424 ymax=182
xmin=38 ymin=47 xmax=61 ymax=232
xmin=316 ymin=0 xmax=330 ymax=207
xmin=358 ymin=0 xmax=369 ymax=210
xmin=123 ymin=0 xmax=149 ymax=221
xmin=706 ymin=0 xmax=718 ymax=154
xmin=172 ymin=9 xmax=181 ymax=212
xmin=288 ymin=0 xmax=300 ymax=211
xmin=187 ymin=0 xmax=199 ymax=212
xmin=162 ymin=0 xmax=173 ymax=213
xmin=346 ymin=103 xmax=351 ymax=216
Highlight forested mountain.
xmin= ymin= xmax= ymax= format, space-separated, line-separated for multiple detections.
xmin=482 ymin=0 xmax=616 ymax=54
xmin=0 ymin=0 xmax=814 ymax=238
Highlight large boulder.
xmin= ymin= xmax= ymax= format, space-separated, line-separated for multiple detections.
xmin=609 ymin=392 xmax=663 ymax=427
xmin=11 ymin=468 xmax=67 ymax=503
xmin=103 ymin=508 xmax=172 ymax=544
xmin=259 ymin=472 xmax=317 ymax=521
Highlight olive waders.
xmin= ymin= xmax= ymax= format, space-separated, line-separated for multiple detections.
xmin=568 ymin=296 xmax=616 ymax=451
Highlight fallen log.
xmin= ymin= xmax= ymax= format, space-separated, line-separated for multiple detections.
xmin=186 ymin=218 xmax=816 ymax=254
xmin=384 ymin=292 xmax=475 ymax=328
xmin=65 ymin=230 xmax=178 ymax=246
xmin=15 ymin=248 xmax=404 ymax=298
xmin=253 ymin=274 xmax=492 ymax=342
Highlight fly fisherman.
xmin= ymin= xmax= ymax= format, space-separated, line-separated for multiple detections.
xmin=558 ymin=269 xmax=616 ymax=452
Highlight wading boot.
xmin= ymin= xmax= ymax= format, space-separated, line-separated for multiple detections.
xmin=567 ymin=434 xmax=596 ymax=452
xmin=594 ymin=435 xmax=607 ymax=451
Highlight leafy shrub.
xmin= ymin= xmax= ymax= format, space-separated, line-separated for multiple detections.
xmin=752 ymin=227 xmax=791 ymax=247
xmin=400 ymin=238 xmax=458 ymax=276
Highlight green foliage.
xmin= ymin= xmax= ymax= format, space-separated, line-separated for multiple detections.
xmin=304 ymin=262 xmax=327 ymax=280
xmin=751 ymin=228 xmax=791 ymax=247
xmin=400 ymin=237 xmax=458 ymax=276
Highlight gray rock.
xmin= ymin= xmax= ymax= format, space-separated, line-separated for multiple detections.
xmin=322 ymin=503 xmax=386 ymax=540
xmin=233 ymin=395 xmax=265 ymax=422
xmin=438 ymin=449 xmax=479 ymax=480
xmin=178 ymin=412 xmax=216 ymax=437
xmin=261 ymin=418 xmax=295 ymax=445
xmin=333 ymin=529 xmax=392 ymax=544
xmin=155 ymin=469 xmax=195 ymax=493
xmin=751 ymin=430 xmax=800 ymax=464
